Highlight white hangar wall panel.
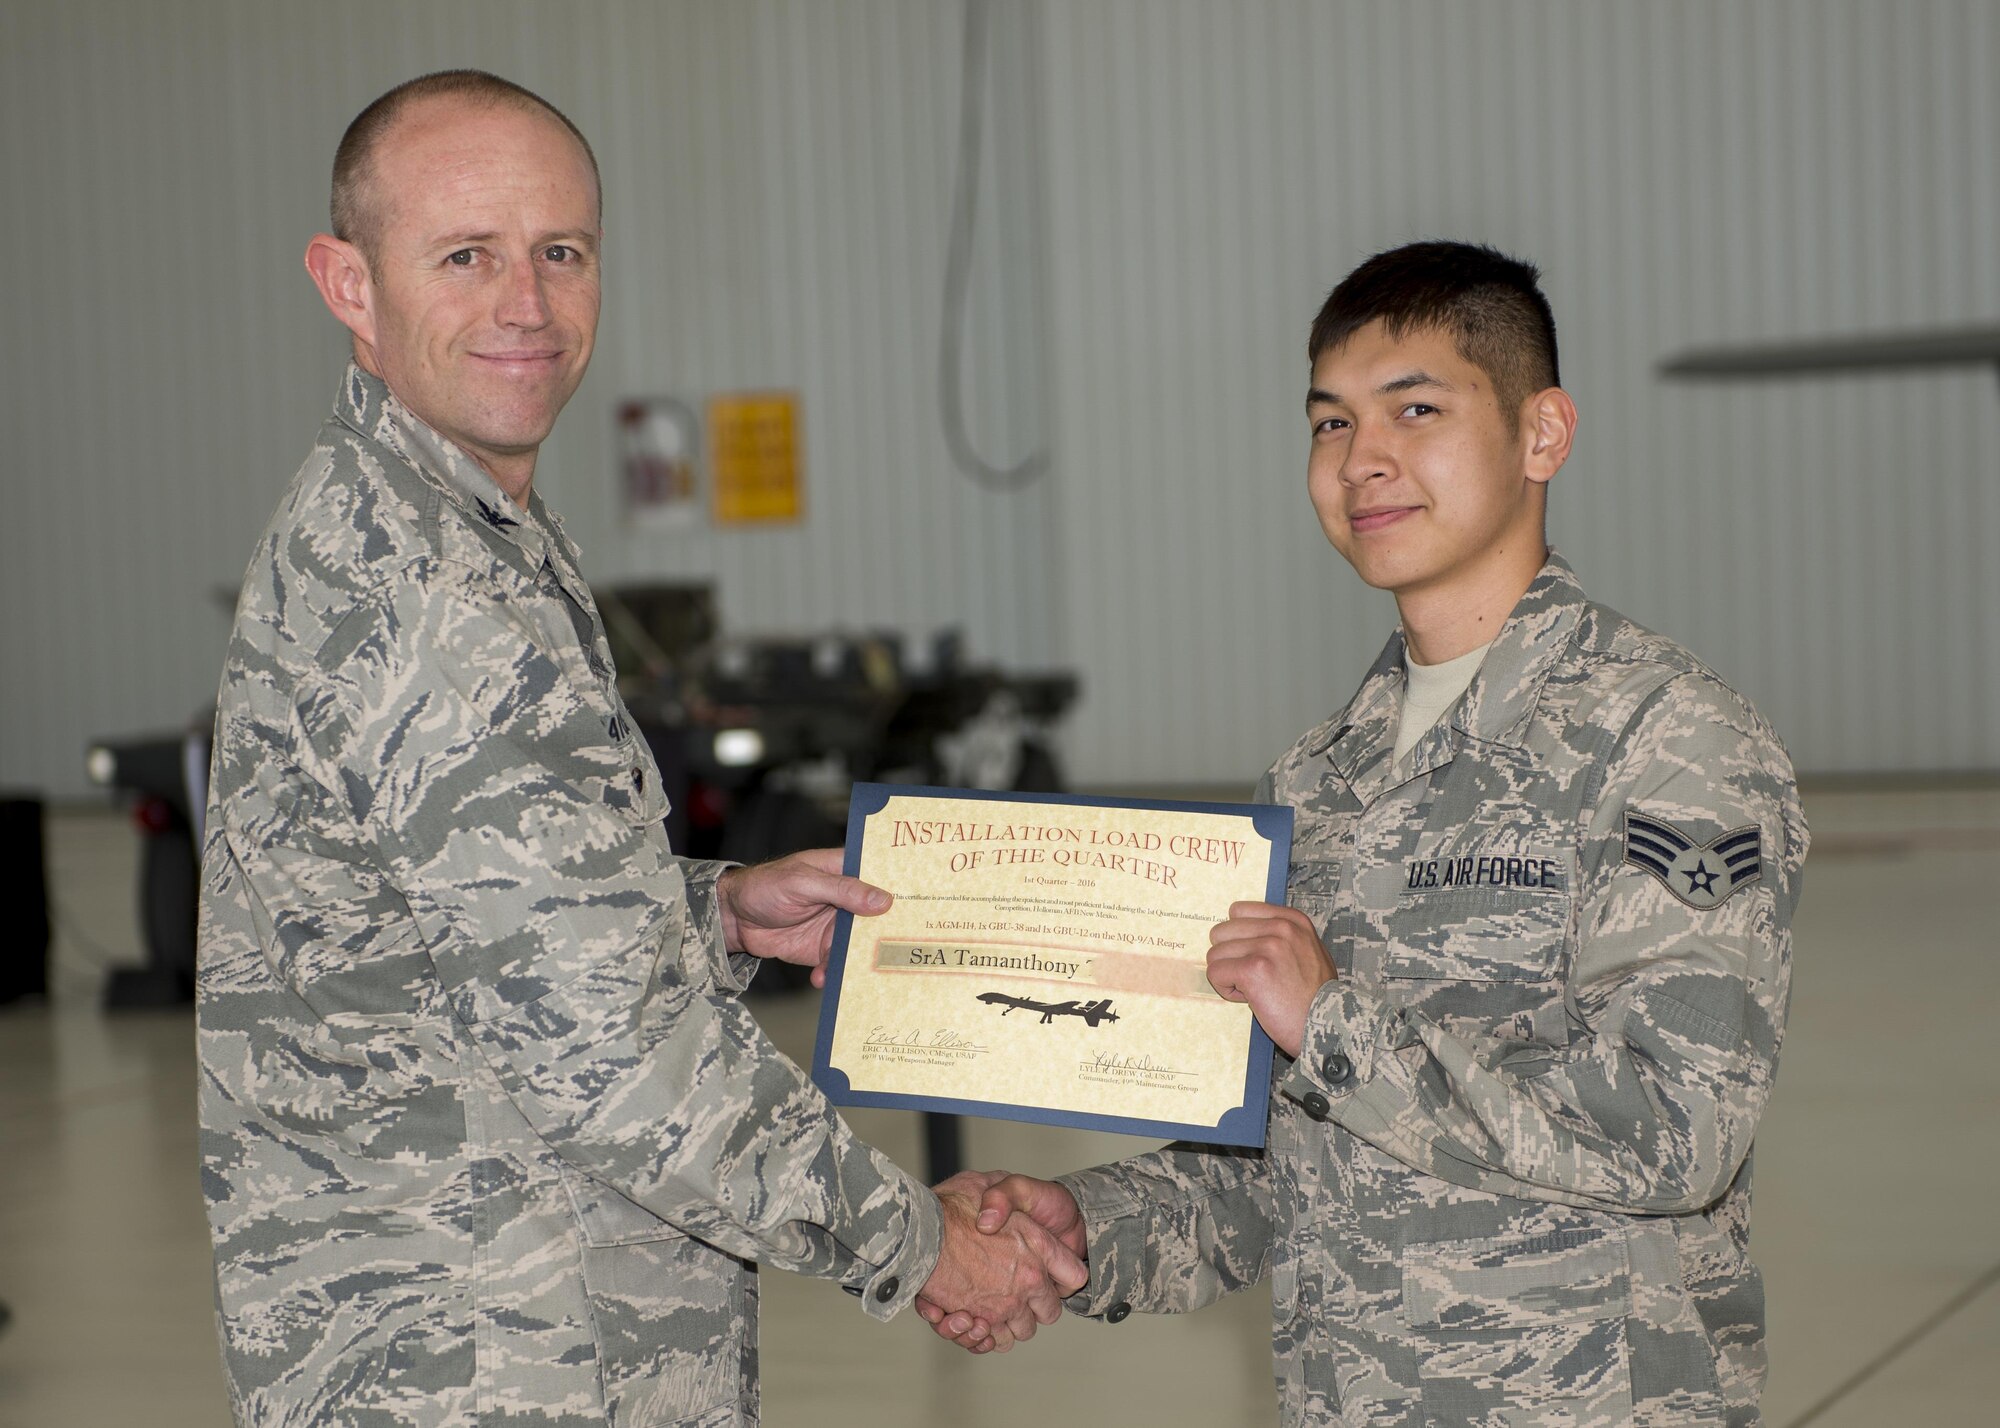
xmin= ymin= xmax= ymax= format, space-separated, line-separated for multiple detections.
xmin=1 ymin=0 xmax=343 ymax=801
xmin=1035 ymin=0 xmax=2000 ymax=784
xmin=3 ymin=1 xmax=1995 ymax=799
xmin=0 ymin=0 xmax=1056 ymax=800
xmin=577 ymin=0 xmax=1059 ymax=675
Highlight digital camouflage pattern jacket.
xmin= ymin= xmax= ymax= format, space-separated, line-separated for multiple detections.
xmin=1061 ymin=556 xmax=1806 ymax=1427
xmin=198 ymin=365 xmax=939 ymax=1427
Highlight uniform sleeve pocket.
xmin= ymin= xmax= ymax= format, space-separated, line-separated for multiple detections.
xmin=1404 ymin=1223 xmax=1630 ymax=1330
xmin=559 ymin=1166 xmax=747 ymax=1425
xmin=1404 ymin=1223 xmax=1637 ymax=1422
xmin=1287 ymin=859 xmax=1343 ymax=939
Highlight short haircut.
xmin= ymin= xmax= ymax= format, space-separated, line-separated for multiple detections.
xmin=330 ymin=69 xmax=600 ymax=265
xmin=1308 ymin=241 xmax=1559 ymax=419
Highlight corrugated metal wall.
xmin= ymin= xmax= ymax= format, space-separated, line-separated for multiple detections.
xmin=3 ymin=1 xmax=1994 ymax=798
xmin=1037 ymin=0 xmax=2000 ymax=785
xmin=0 ymin=0 xmax=1060 ymax=799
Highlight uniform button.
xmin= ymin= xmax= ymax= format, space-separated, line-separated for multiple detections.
xmin=1301 ymin=1091 xmax=1330 ymax=1121
xmin=874 ymin=1276 xmax=900 ymax=1303
xmin=1105 ymin=1302 xmax=1131 ymax=1324
xmin=633 ymin=765 xmax=646 ymax=794
xmin=841 ymin=1284 xmax=862 ymax=1297
xmin=1322 ymin=1052 xmax=1354 ymax=1086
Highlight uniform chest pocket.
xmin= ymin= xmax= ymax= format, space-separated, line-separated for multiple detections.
xmin=1384 ymin=858 xmax=1573 ymax=984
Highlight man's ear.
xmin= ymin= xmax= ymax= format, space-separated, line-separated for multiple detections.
xmin=304 ymin=234 xmax=377 ymax=353
xmin=1521 ymin=386 xmax=1578 ymax=488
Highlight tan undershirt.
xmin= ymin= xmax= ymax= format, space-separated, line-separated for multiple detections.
xmin=1394 ymin=638 xmax=1493 ymax=764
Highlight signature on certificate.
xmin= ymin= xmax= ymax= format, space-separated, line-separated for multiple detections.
xmin=865 ymin=1025 xmax=987 ymax=1053
xmin=1085 ymin=1050 xmax=1195 ymax=1079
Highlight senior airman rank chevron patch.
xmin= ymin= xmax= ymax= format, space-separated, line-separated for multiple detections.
xmin=1624 ymin=811 xmax=1763 ymax=910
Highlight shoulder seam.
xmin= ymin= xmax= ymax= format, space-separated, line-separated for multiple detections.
xmin=1576 ymin=673 xmax=1690 ymax=842
xmin=302 ymin=550 xmax=503 ymax=675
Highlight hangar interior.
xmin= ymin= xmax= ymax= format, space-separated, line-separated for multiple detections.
xmin=2 ymin=3 xmax=1995 ymax=1425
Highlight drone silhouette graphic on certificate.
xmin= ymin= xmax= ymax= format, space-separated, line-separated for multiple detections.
xmin=976 ymin=992 xmax=1122 ymax=1028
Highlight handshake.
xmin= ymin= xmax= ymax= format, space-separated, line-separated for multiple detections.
xmin=915 ymin=1170 xmax=1088 ymax=1353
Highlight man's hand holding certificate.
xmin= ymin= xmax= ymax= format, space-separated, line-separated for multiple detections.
xmin=812 ymin=785 xmax=1293 ymax=1146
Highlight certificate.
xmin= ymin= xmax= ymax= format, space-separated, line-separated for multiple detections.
xmin=810 ymin=784 xmax=1293 ymax=1147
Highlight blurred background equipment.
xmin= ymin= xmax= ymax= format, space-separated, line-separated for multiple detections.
xmin=0 ymin=794 xmax=51 ymax=1005
xmin=602 ymin=582 xmax=1077 ymax=876
xmin=80 ymin=721 xmax=209 ymax=1009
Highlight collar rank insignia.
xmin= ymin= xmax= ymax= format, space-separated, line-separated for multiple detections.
xmin=1624 ymin=811 xmax=1763 ymax=910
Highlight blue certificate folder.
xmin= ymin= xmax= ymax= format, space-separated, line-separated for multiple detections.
xmin=810 ymin=783 xmax=1294 ymax=1148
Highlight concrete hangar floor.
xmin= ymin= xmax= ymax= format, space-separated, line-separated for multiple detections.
xmin=2 ymin=784 xmax=1996 ymax=1427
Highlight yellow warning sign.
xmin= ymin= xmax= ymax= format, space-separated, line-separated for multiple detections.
xmin=708 ymin=392 xmax=802 ymax=524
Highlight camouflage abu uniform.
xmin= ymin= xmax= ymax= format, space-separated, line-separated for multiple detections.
xmin=1058 ymin=556 xmax=1805 ymax=1427
xmin=198 ymin=365 xmax=940 ymax=1427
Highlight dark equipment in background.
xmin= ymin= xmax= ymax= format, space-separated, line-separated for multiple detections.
xmin=82 ymin=725 xmax=208 ymax=1008
xmin=602 ymin=583 xmax=1077 ymax=873
xmin=0 ymin=795 xmax=52 ymax=1004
